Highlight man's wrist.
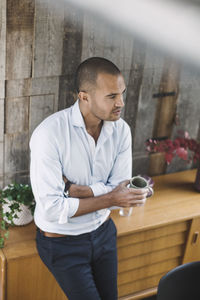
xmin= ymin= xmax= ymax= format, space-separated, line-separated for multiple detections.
xmin=64 ymin=180 xmax=72 ymax=197
xmin=69 ymin=184 xmax=94 ymax=198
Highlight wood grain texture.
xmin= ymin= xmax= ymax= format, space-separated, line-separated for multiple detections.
xmin=29 ymin=94 xmax=55 ymax=136
xmin=33 ymin=0 xmax=64 ymax=77
xmin=118 ymin=232 xmax=186 ymax=261
xmin=182 ymin=217 xmax=200 ymax=264
xmin=58 ymin=3 xmax=83 ymax=110
xmin=6 ymin=254 xmax=67 ymax=300
xmin=132 ymin=48 xmax=164 ymax=175
xmin=61 ymin=3 xmax=83 ymax=76
xmin=119 ymin=287 xmax=157 ymax=300
xmin=148 ymin=59 xmax=180 ymax=176
xmin=117 ymin=221 xmax=188 ymax=248
xmin=6 ymin=0 xmax=34 ymax=79
xmin=118 ymin=272 xmax=166 ymax=297
xmin=3 ymin=171 xmax=30 ymax=187
xmin=118 ymin=245 xmax=184 ymax=273
xmin=133 ymin=47 xmax=164 ymax=152
xmin=118 ymin=257 xmax=180 ymax=286
xmin=6 ymin=79 xmax=31 ymax=98
xmin=0 ymin=0 xmax=6 ymax=80
xmin=31 ymin=76 xmax=60 ymax=110
xmin=3 ymin=221 xmax=36 ymax=248
xmin=5 ymin=97 xmax=29 ymax=134
xmin=0 ymin=249 xmax=6 ymax=300
xmin=0 ymin=0 xmax=6 ymax=177
xmin=0 ymin=142 xmax=3 ymax=177
xmin=0 ymin=99 xmax=4 ymax=142
xmin=81 ymin=14 xmax=133 ymax=76
xmin=153 ymin=58 xmax=180 ymax=138
xmin=4 ymin=132 xmax=29 ymax=174
xmin=0 ymin=80 xmax=5 ymax=99
xmin=124 ymin=40 xmax=146 ymax=145
xmin=167 ymin=67 xmax=200 ymax=173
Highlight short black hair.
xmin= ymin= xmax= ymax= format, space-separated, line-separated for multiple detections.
xmin=75 ymin=57 xmax=121 ymax=93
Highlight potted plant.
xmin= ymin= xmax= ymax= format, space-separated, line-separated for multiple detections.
xmin=0 ymin=183 xmax=35 ymax=248
xmin=146 ymin=131 xmax=200 ymax=191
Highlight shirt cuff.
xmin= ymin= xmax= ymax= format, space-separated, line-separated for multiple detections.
xmin=89 ymin=182 xmax=113 ymax=197
xmin=58 ymin=197 xmax=79 ymax=224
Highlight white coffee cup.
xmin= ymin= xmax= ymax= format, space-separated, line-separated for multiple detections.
xmin=119 ymin=175 xmax=153 ymax=217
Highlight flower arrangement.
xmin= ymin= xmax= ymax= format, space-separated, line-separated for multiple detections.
xmin=146 ymin=131 xmax=200 ymax=165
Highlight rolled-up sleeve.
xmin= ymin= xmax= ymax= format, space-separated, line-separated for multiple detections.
xmin=30 ymin=129 xmax=79 ymax=224
xmin=89 ymin=125 xmax=132 ymax=197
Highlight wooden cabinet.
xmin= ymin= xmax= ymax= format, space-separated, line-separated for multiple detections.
xmin=0 ymin=169 xmax=200 ymax=300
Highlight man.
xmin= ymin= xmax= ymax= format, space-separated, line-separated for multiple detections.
xmin=30 ymin=57 xmax=148 ymax=300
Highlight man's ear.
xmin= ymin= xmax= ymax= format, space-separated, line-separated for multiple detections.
xmin=78 ymin=91 xmax=89 ymax=103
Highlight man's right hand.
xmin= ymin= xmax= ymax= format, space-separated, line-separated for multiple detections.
xmin=110 ymin=180 xmax=148 ymax=208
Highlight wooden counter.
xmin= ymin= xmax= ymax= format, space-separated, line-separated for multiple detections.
xmin=1 ymin=169 xmax=200 ymax=300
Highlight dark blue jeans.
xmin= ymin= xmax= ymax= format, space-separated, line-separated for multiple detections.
xmin=36 ymin=218 xmax=118 ymax=300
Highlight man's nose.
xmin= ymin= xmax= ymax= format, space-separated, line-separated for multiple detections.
xmin=115 ymin=96 xmax=124 ymax=107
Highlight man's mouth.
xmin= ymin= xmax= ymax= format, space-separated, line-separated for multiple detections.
xmin=113 ymin=109 xmax=121 ymax=114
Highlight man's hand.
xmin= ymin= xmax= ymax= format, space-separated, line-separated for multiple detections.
xmin=110 ymin=180 xmax=148 ymax=208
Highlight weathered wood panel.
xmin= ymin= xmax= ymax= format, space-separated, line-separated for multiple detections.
xmin=0 ymin=141 xmax=3 ymax=174
xmin=0 ymin=99 xmax=4 ymax=142
xmin=148 ymin=58 xmax=180 ymax=175
xmin=6 ymin=79 xmax=31 ymax=98
xmin=171 ymin=67 xmax=200 ymax=139
xmin=5 ymin=97 xmax=29 ymax=134
xmin=59 ymin=75 xmax=77 ymax=110
xmin=4 ymin=171 xmax=30 ymax=186
xmin=0 ymin=0 xmax=6 ymax=181
xmin=0 ymin=0 xmax=6 ymax=80
xmin=30 ymin=94 xmax=55 ymax=136
xmin=4 ymin=132 xmax=29 ymax=174
xmin=6 ymin=0 xmax=34 ymax=79
xmin=132 ymin=47 xmax=164 ymax=175
xmin=33 ymin=0 xmax=64 ymax=77
xmin=152 ymin=59 xmax=180 ymax=138
xmin=124 ymin=40 xmax=146 ymax=148
xmin=30 ymin=76 xmax=60 ymax=136
xmin=61 ymin=3 xmax=83 ymax=76
xmin=0 ymin=80 xmax=5 ymax=99
xmin=81 ymin=14 xmax=133 ymax=87
xmin=167 ymin=67 xmax=200 ymax=173
xmin=31 ymin=76 xmax=59 ymax=108
xmin=58 ymin=3 xmax=83 ymax=110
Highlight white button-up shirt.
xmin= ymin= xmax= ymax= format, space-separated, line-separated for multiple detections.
xmin=30 ymin=100 xmax=132 ymax=235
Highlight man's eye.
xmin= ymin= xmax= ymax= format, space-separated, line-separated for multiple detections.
xmin=109 ymin=95 xmax=116 ymax=99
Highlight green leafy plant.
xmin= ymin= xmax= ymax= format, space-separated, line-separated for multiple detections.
xmin=0 ymin=183 xmax=35 ymax=248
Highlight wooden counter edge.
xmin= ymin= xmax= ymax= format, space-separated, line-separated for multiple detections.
xmin=0 ymin=249 xmax=6 ymax=300
xmin=119 ymin=287 xmax=157 ymax=299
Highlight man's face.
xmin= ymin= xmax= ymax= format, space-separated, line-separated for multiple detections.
xmin=87 ymin=73 xmax=126 ymax=122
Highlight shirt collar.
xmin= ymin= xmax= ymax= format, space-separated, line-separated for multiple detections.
xmin=71 ymin=99 xmax=114 ymax=136
xmin=71 ymin=99 xmax=86 ymax=128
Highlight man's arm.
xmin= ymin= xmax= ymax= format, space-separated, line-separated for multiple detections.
xmin=63 ymin=175 xmax=94 ymax=198
xmin=73 ymin=180 xmax=148 ymax=217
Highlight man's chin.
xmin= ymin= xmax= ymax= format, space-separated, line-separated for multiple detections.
xmin=109 ymin=115 xmax=121 ymax=121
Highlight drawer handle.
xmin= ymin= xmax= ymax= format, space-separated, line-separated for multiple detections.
xmin=192 ymin=232 xmax=199 ymax=244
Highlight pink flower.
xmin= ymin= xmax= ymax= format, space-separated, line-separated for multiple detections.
xmin=176 ymin=147 xmax=188 ymax=160
xmin=146 ymin=131 xmax=200 ymax=164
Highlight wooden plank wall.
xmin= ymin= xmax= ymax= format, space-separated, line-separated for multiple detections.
xmin=0 ymin=0 xmax=200 ymax=187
